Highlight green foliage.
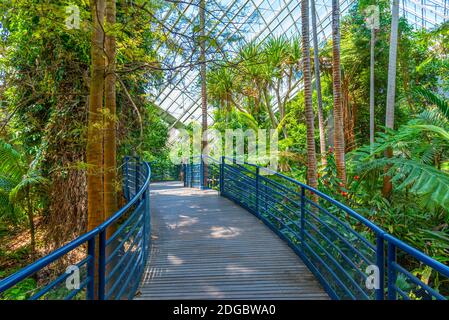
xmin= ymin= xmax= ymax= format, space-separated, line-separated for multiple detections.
xmin=0 ymin=140 xmax=48 ymax=223
xmin=0 ymin=277 xmax=36 ymax=300
xmin=350 ymin=89 xmax=449 ymax=210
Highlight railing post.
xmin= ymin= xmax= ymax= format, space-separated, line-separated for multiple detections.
xmin=300 ymin=187 xmax=305 ymax=249
xmin=387 ymin=242 xmax=397 ymax=300
xmin=376 ymin=235 xmax=385 ymax=300
xmin=200 ymin=155 xmax=204 ymax=190
xmin=220 ymin=156 xmax=225 ymax=195
xmin=87 ymin=237 xmax=95 ymax=300
xmin=144 ymin=184 xmax=151 ymax=264
xmin=183 ymin=163 xmax=186 ymax=187
xmin=98 ymin=230 xmax=106 ymax=300
xmin=190 ymin=159 xmax=194 ymax=188
xmin=255 ymin=166 xmax=260 ymax=216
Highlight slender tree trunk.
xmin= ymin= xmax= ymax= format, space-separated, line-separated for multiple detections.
xmin=104 ymin=0 xmax=117 ymax=238
xmin=87 ymin=0 xmax=106 ymax=231
xmin=311 ymin=0 xmax=326 ymax=165
xmin=332 ymin=0 xmax=347 ymax=185
xmin=383 ymin=0 xmax=400 ymax=197
xmin=199 ymin=0 xmax=208 ymax=187
xmin=262 ymin=87 xmax=278 ymax=129
xmin=301 ymin=0 xmax=318 ymax=190
xmin=27 ymin=187 xmax=36 ymax=262
xmin=369 ymin=27 xmax=376 ymax=147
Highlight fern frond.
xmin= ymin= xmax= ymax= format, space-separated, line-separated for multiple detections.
xmin=0 ymin=140 xmax=25 ymax=181
xmin=9 ymin=174 xmax=49 ymax=203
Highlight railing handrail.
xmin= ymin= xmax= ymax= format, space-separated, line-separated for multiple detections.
xmin=210 ymin=155 xmax=386 ymax=235
xmin=0 ymin=159 xmax=151 ymax=296
xmin=384 ymin=233 xmax=449 ymax=278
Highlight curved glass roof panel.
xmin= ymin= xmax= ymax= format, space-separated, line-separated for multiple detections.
xmin=152 ymin=0 xmax=449 ymax=131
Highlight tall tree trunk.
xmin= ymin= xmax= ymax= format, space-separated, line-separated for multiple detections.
xmin=332 ymin=0 xmax=347 ymax=185
xmin=87 ymin=0 xmax=106 ymax=231
xmin=104 ymin=0 xmax=117 ymax=237
xmin=342 ymin=75 xmax=355 ymax=151
xmin=311 ymin=0 xmax=327 ymax=165
xmin=199 ymin=0 xmax=208 ymax=187
xmin=382 ymin=0 xmax=400 ymax=197
xmin=301 ymin=0 xmax=318 ymax=190
xmin=369 ymin=27 xmax=376 ymax=147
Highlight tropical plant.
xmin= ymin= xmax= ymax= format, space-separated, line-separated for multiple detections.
xmin=351 ymin=88 xmax=449 ymax=210
xmin=0 ymin=141 xmax=49 ymax=261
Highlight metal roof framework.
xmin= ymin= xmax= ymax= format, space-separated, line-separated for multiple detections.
xmin=152 ymin=0 xmax=449 ymax=132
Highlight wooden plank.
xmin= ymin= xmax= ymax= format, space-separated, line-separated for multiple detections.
xmin=136 ymin=182 xmax=328 ymax=300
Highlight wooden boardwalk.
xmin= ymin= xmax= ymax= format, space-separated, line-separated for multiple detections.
xmin=136 ymin=182 xmax=328 ymax=300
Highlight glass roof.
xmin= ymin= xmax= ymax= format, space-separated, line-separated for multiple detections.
xmin=151 ymin=0 xmax=449 ymax=131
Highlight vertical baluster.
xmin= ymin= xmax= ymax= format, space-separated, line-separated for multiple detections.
xmin=183 ymin=163 xmax=187 ymax=187
xmin=200 ymin=155 xmax=204 ymax=190
xmin=190 ymin=159 xmax=193 ymax=188
xmin=87 ymin=237 xmax=96 ymax=300
xmin=144 ymin=185 xmax=151 ymax=263
xmin=135 ymin=158 xmax=141 ymax=194
xmin=376 ymin=235 xmax=385 ymax=300
xmin=220 ymin=156 xmax=225 ymax=195
xmin=300 ymin=187 xmax=305 ymax=249
xmin=98 ymin=230 xmax=106 ymax=300
xmin=124 ymin=156 xmax=129 ymax=200
xmin=387 ymin=242 xmax=397 ymax=300
xmin=255 ymin=166 xmax=260 ymax=216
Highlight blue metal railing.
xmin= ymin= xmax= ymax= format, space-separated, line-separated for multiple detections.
xmin=184 ymin=155 xmax=449 ymax=300
xmin=0 ymin=156 xmax=151 ymax=300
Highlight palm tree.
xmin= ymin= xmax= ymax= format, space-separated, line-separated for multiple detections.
xmin=0 ymin=141 xmax=48 ymax=261
xmin=332 ymin=0 xmax=347 ymax=184
xmin=207 ymin=66 xmax=245 ymax=115
xmin=238 ymin=42 xmax=278 ymax=129
xmin=366 ymin=2 xmax=379 ymax=147
xmin=264 ymin=36 xmax=290 ymax=138
xmin=311 ymin=0 xmax=327 ymax=165
xmin=383 ymin=0 xmax=400 ymax=197
xmin=301 ymin=0 xmax=318 ymax=189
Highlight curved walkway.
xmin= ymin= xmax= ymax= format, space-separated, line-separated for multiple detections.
xmin=136 ymin=182 xmax=328 ymax=300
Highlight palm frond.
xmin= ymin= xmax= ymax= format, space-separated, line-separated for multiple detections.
xmin=409 ymin=124 xmax=449 ymax=143
xmin=414 ymin=87 xmax=449 ymax=120
xmin=357 ymin=157 xmax=449 ymax=209
xmin=237 ymin=111 xmax=259 ymax=130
